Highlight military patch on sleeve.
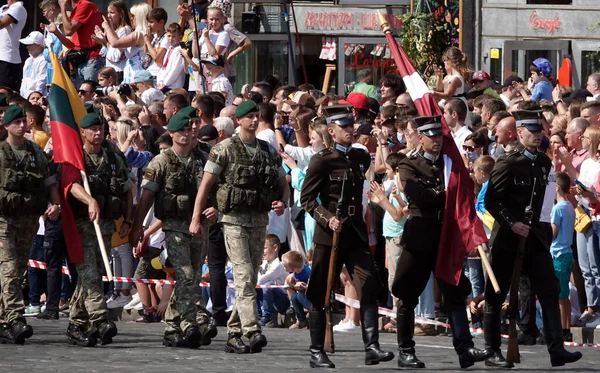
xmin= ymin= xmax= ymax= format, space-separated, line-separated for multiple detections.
xmin=143 ymin=169 xmax=156 ymax=181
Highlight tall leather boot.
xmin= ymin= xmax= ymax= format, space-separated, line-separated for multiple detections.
xmin=11 ymin=318 xmax=33 ymax=345
xmin=309 ymin=310 xmax=335 ymax=368
xmin=360 ymin=303 xmax=394 ymax=365
xmin=447 ymin=310 xmax=492 ymax=368
xmin=396 ymin=307 xmax=425 ymax=368
xmin=540 ymin=302 xmax=582 ymax=367
xmin=483 ymin=312 xmax=513 ymax=368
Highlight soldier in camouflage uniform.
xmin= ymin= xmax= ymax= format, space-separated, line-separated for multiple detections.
xmin=64 ymin=112 xmax=133 ymax=347
xmin=190 ymin=101 xmax=290 ymax=354
xmin=0 ymin=105 xmax=61 ymax=344
xmin=130 ymin=109 xmax=212 ymax=348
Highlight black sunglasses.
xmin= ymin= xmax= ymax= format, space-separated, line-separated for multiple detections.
xmin=462 ymin=145 xmax=480 ymax=152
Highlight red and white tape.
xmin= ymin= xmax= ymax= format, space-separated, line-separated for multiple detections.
xmin=334 ymin=293 xmax=450 ymax=329
xmin=28 ymin=260 xmax=71 ymax=276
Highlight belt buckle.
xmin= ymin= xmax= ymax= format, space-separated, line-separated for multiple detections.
xmin=348 ymin=205 xmax=355 ymax=216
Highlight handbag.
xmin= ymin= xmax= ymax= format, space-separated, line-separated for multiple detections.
xmin=65 ymin=48 xmax=91 ymax=66
xmin=575 ymin=205 xmax=592 ymax=233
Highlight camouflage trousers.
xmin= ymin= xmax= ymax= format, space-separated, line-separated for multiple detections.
xmin=163 ymin=229 xmax=207 ymax=335
xmin=223 ymin=223 xmax=266 ymax=337
xmin=0 ymin=215 xmax=38 ymax=323
xmin=69 ymin=219 xmax=112 ymax=328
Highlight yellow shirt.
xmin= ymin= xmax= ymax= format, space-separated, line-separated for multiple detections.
xmin=111 ymin=217 xmax=130 ymax=248
xmin=34 ymin=130 xmax=50 ymax=150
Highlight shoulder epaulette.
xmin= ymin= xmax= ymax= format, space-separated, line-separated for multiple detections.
xmin=318 ymin=147 xmax=333 ymax=156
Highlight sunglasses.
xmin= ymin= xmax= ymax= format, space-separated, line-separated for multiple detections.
xmin=462 ymin=145 xmax=480 ymax=152
xmin=78 ymin=89 xmax=92 ymax=95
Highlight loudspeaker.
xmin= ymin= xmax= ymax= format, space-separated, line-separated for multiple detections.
xmin=241 ymin=12 xmax=261 ymax=34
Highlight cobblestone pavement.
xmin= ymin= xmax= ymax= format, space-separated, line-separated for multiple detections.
xmin=0 ymin=318 xmax=597 ymax=373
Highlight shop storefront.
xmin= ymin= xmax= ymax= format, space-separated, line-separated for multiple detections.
xmin=232 ymin=4 xmax=409 ymax=95
xmin=481 ymin=0 xmax=600 ymax=88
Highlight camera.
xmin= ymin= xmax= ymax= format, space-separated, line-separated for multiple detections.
xmin=95 ymin=86 xmax=116 ymax=97
xmin=117 ymin=83 xmax=132 ymax=97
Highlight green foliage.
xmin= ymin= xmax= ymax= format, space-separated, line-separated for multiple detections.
xmin=398 ymin=12 xmax=449 ymax=81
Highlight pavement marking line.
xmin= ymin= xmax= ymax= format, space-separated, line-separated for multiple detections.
xmin=380 ymin=342 xmax=535 ymax=354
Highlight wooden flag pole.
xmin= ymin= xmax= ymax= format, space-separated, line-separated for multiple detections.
xmin=80 ymin=170 xmax=113 ymax=281
xmin=477 ymin=243 xmax=500 ymax=294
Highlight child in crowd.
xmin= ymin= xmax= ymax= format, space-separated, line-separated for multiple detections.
xmin=25 ymin=105 xmax=50 ymax=149
xmin=156 ymin=23 xmax=185 ymax=91
xmin=367 ymin=152 xmax=407 ymax=332
xmin=150 ymin=249 xmax=174 ymax=320
xmin=192 ymin=6 xmax=230 ymax=90
xmin=97 ymin=66 xmax=118 ymax=88
xmin=19 ymin=31 xmax=47 ymax=98
xmin=551 ymin=172 xmax=576 ymax=341
xmin=143 ymin=8 xmax=168 ymax=77
xmin=201 ymin=55 xmax=233 ymax=106
xmin=468 ymin=155 xmax=495 ymax=328
xmin=282 ymin=250 xmax=311 ymax=329
xmin=132 ymin=70 xmax=164 ymax=106
xmin=257 ymin=235 xmax=290 ymax=327
xmin=107 ymin=217 xmax=134 ymax=309
xmin=516 ymin=57 xmax=554 ymax=102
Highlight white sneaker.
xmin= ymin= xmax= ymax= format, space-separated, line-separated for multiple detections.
xmin=41 ymin=304 xmax=46 ymax=313
xmin=107 ymin=294 xmax=133 ymax=309
xmin=334 ymin=319 xmax=361 ymax=332
xmin=332 ymin=319 xmax=348 ymax=332
xmin=133 ymin=301 xmax=144 ymax=311
xmin=123 ymin=293 xmax=141 ymax=311
xmin=24 ymin=305 xmax=41 ymax=317
xmin=585 ymin=313 xmax=600 ymax=328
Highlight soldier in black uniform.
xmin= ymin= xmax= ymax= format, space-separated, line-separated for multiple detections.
xmin=483 ymin=110 xmax=582 ymax=368
xmin=393 ymin=116 xmax=491 ymax=369
xmin=300 ymin=108 xmax=394 ymax=369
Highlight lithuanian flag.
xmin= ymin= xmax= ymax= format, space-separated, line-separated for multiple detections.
xmin=48 ymin=51 xmax=86 ymax=263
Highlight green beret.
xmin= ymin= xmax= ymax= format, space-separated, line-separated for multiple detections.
xmin=2 ymin=105 xmax=26 ymax=125
xmin=80 ymin=112 xmax=103 ymax=129
xmin=177 ymin=106 xmax=199 ymax=118
xmin=84 ymin=102 xmax=95 ymax=114
xmin=235 ymin=100 xmax=259 ymax=118
xmin=0 ymin=93 xmax=7 ymax=107
xmin=167 ymin=111 xmax=192 ymax=132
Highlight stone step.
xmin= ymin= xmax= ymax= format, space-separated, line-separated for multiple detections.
xmin=570 ymin=326 xmax=600 ymax=344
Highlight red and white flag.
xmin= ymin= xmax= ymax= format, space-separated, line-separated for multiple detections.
xmin=385 ymin=35 xmax=487 ymax=286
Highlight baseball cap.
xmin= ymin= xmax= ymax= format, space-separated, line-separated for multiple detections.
xmin=532 ymin=58 xmax=553 ymax=77
xmin=132 ymin=70 xmax=153 ymax=84
xmin=502 ymin=75 xmax=524 ymax=88
xmin=354 ymin=124 xmax=373 ymax=136
xmin=198 ymin=125 xmax=219 ymax=141
xmin=472 ymin=70 xmax=491 ymax=82
xmin=563 ymin=89 xmax=592 ymax=104
xmin=201 ymin=55 xmax=225 ymax=67
xmin=284 ymin=91 xmax=310 ymax=107
xmin=345 ymin=92 xmax=370 ymax=111
xmin=19 ymin=31 xmax=44 ymax=46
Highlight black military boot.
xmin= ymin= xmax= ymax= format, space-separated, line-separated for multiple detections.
xmin=66 ymin=323 xmax=97 ymax=347
xmin=540 ymin=304 xmax=582 ymax=367
xmin=200 ymin=318 xmax=218 ymax=346
xmin=11 ymin=319 xmax=34 ymax=345
xmin=163 ymin=329 xmax=187 ymax=347
xmin=0 ymin=323 xmax=14 ymax=344
xmin=249 ymin=331 xmax=268 ymax=353
xmin=447 ymin=310 xmax=492 ymax=368
xmin=361 ymin=304 xmax=394 ymax=365
xmin=185 ymin=326 xmax=202 ymax=349
xmin=396 ymin=308 xmax=425 ymax=368
xmin=483 ymin=312 xmax=513 ymax=368
xmin=91 ymin=320 xmax=118 ymax=345
xmin=225 ymin=333 xmax=250 ymax=354
xmin=309 ymin=310 xmax=335 ymax=368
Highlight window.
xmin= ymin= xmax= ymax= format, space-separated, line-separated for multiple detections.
xmin=582 ymin=51 xmax=600 ymax=87
xmin=526 ymin=0 xmax=572 ymax=4
xmin=489 ymin=48 xmax=502 ymax=81
xmin=233 ymin=40 xmax=290 ymax=92
xmin=342 ymin=42 xmax=398 ymax=97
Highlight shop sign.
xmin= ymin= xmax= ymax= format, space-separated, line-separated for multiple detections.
xmin=346 ymin=49 xmax=398 ymax=76
xmin=299 ymin=9 xmax=403 ymax=34
xmin=529 ymin=11 xmax=561 ymax=35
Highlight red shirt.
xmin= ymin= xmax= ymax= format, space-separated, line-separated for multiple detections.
xmin=70 ymin=0 xmax=102 ymax=59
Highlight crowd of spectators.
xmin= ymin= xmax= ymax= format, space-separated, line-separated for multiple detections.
xmin=4 ymin=0 xmax=600 ymax=345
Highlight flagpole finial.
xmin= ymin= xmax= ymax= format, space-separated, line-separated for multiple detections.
xmin=377 ymin=10 xmax=391 ymax=33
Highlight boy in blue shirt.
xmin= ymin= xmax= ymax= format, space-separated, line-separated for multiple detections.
xmin=282 ymin=250 xmax=311 ymax=329
xmin=516 ymin=57 xmax=553 ymax=102
xmin=550 ymin=172 xmax=576 ymax=341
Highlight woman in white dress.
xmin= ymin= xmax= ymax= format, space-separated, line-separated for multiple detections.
xmin=432 ymin=47 xmax=472 ymax=123
xmin=99 ymin=3 xmax=150 ymax=84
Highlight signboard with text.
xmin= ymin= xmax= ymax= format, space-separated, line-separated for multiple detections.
xmin=294 ymin=7 xmax=406 ymax=35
